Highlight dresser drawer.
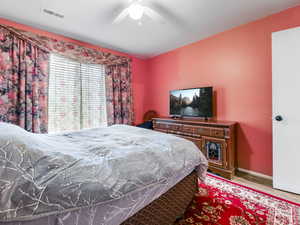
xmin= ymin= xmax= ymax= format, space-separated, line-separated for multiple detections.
xmin=210 ymin=128 xmax=225 ymax=138
xmin=153 ymin=122 xmax=181 ymax=133
xmin=181 ymin=125 xmax=211 ymax=138
xmin=195 ymin=127 xmax=211 ymax=136
xmin=168 ymin=123 xmax=182 ymax=131
xmin=153 ymin=122 xmax=167 ymax=130
xmin=181 ymin=125 xmax=196 ymax=134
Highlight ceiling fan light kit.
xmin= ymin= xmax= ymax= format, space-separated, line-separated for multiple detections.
xmin=113 ymin=0 xmax=164 ymax=25
xmin=128 ymin=3 xmax=144 ymax=20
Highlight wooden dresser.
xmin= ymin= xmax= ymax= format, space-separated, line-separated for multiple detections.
xmin=152 ymin=117 xmax=236 ymax=179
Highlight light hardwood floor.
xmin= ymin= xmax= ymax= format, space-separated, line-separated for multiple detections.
xmin=232 ymin=176 xmax=300 ymax=204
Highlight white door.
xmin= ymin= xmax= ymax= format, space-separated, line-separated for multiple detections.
xmin=272 ymin=26 xmax=300 ymax=194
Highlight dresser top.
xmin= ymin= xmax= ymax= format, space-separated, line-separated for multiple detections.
xmin=152 ymin=117 xmax=236 ymax=127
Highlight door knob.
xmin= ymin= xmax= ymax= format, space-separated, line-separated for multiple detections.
xmin=275 ymin=115 xmax=283 ymax=121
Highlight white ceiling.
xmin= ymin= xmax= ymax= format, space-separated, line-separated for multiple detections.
xmin=0 ymin=0 xmax=299 ymax=58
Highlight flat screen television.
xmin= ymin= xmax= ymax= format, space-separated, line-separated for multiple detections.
xmin=169 ymin=87 xmax=213 ymax=118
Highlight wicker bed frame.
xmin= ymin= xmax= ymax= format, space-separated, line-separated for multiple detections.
xmin=121 ymin=171 xmax=198 ymax=225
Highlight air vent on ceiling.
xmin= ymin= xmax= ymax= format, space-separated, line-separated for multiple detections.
xmin=43 ymin=9 xmax=64 ymax=19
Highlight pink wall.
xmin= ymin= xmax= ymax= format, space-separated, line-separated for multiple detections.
xmin=0 ymin=17 xmax=148 ymax=125
xmin=144 ymin=6 xmax=300 ymax=176
xmin=132 ymin=58 xmax=148 ymax=124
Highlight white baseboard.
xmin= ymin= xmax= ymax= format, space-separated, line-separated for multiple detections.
xmin=237 ymin=168 xmax=273 ymax=181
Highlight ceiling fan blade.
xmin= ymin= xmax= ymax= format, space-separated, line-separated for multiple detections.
xmin=143 ymin=6 xmax=164 ymax=23
xmin=147 ymin=2 xmax=190 ymax=30
xmin=113 ymin=7 xmax=129 ymax=24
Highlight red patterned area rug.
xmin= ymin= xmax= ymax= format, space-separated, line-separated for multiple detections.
xmin=176 ymin=173 xmax=300 ymax=225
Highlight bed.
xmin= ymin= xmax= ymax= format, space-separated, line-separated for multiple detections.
xmin=0 ymin=123 xmax=208 ymax=225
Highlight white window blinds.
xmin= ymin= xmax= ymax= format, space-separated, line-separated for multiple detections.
xmin=48 ymin=54 xmax=107 ymax=133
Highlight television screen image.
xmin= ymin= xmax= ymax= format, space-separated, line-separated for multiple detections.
xmin=170 ymin=87 xmax=213 ymax=117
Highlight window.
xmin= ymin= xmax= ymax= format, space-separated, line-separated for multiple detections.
xmin=48 ymin=54 xmax=107 ymax=133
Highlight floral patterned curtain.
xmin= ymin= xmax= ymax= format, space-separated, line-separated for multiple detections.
xmin=105 ymin=63 xmax=134 ymax=125
xmin=0 ymin=26 xmax=49 ymax=133
xmin=0 ymin=24 xmax=133 ymax=128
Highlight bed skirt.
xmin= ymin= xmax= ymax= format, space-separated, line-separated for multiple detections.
xmin=121 ymin=171 xmax=198 ymax=225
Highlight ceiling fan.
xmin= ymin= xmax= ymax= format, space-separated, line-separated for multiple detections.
xmin=113 ymin=0 xmax=164 ymax=25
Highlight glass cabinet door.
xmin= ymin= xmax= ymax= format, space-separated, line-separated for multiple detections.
xmin=202 ymin=136 xmax=227 ymax=168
